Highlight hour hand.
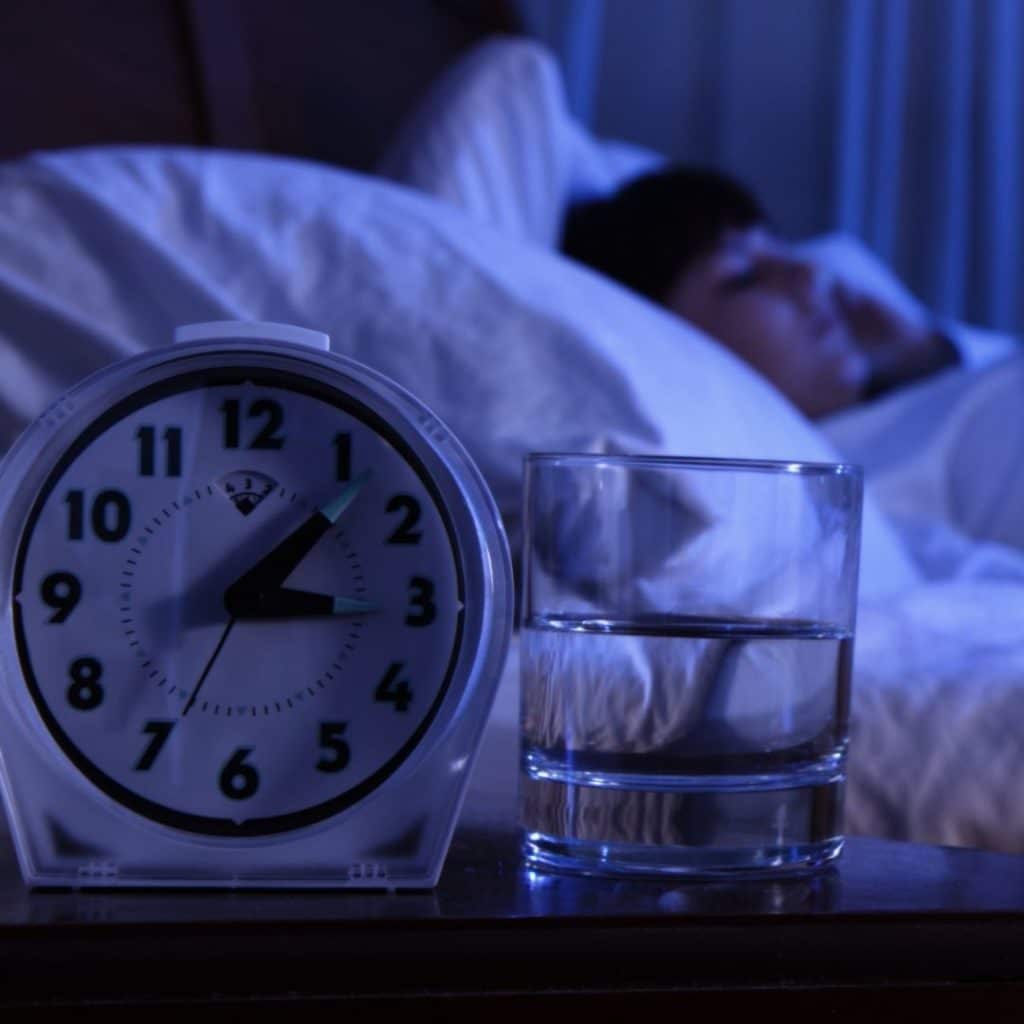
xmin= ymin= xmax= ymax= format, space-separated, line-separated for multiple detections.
xmin=225 ymin=470 xmax=372 ymax=598
xmin=225 ymin=587 xmax=378 ymax=619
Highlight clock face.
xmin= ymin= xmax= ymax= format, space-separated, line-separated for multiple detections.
xmin=10 ymin=363 xmax=465 ymax=836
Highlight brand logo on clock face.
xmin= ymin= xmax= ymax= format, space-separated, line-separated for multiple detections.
xmin=11 ymin=366 xmax=465 ymax=836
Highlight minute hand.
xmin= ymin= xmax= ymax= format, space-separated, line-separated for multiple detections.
xmin=225 ymin=470 xmax=371 ymax=597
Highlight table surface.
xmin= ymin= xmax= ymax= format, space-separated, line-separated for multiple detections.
xmin=2 ymin=719 xmax=1024 ymax=1012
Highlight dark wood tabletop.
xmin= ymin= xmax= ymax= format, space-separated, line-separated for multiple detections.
xmin=1 ymin=718 xmax=1023 ymax=1017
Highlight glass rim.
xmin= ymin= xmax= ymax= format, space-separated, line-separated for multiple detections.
xmin=524 ymin=452 xmax=862 ymax=477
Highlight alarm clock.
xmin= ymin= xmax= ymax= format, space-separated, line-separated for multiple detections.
xmin=0 ymin=322 xmax=513 ymax=888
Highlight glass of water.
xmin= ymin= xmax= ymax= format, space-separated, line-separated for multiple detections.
xmin=519 ymin=453 xmax=863 ymax=878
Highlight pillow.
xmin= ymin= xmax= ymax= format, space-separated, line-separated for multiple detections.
xmin=0 ymin=146 xmax=917 ymax=600
xmin=377 ymin=37 xmax=664 ymax=247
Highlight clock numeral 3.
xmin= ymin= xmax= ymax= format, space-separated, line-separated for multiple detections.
xmin=135 ymin=720 xmax=175 ymax=771
xmin=221 ymin=398 xmax=285 ymax=450
xmin=40 ymin=572 xmax=81 ymax=623
xmin=219 ymin=747 xmax=260 ymax=800
xmin=386 ymin=495 xmax=422 ymax=544
xmin=316 ymin=722 xmax=351 ymax=773
xmin=66 ymin=657 xmax=104 ymax=711
xmin=375 ymin=663 xmax=413 ymax=712
xmin=405 ymin=577 xmax=436 ymax=627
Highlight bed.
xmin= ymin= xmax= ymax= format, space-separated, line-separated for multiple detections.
xmin=1 ymin=27 xmax=1023 ymax=854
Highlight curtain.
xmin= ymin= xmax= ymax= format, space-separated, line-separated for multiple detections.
xmin=518 ymin=0 xmax=1024 ymax=333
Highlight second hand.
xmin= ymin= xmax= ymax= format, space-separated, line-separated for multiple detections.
xmin=182 ymin=617 xmax=237 ymax=717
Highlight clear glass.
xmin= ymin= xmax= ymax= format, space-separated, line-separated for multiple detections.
xmin=519 ymin=453 xmax=863 ymax=878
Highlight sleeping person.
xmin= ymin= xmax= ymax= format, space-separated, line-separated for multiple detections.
xmin=562 ymin=167 xmax=1010 ymax=420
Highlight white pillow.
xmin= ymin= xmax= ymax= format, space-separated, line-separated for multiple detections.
xmin=377 ymin=37 xmax=663 ymax=247
xmin=0 ymin=146 xmax=917 ymax=599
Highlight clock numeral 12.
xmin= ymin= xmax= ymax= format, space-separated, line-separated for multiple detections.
xmin=136 ymin=425 xmax=182 ymax=477
xmin=221 ymin=398 xmax=285 ymax=450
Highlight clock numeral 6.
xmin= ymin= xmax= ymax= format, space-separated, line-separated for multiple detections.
xmin=65 ymin=489 xmax=131 ymax=543
xmin=66 ymin=657 xmax=104 ymax=711
xmin=405 ymin=576 xmax=436 ymax=627
xmin=40 ymin=571 xmax=82 ymax=623
xmin=219 ymin=747 xmax=260 ymax=800
xmin=375 ymin=663 xmax=413 ymax=712
xmin=316 ymin=722 xmax=351 ymax=773
xmin=221 ymin=398 xmax=285 ymax=450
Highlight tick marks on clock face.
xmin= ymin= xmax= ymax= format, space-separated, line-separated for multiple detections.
xmin=119 ymin=482 xmax=370 ymax=714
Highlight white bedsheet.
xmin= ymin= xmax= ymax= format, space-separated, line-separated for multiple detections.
xmin=0 ymin=146 xmax=1022 ymax=854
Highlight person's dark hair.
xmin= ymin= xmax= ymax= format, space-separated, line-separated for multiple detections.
xmin=561 ymin=166 xmax=766 ymax=302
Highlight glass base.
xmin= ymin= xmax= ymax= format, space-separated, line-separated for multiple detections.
xmin=519 ymin=764 xmax=845 ymax=879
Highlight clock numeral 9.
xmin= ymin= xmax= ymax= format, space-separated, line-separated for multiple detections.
xmin=386 ymin=495 xmax=422 ymax=544
xmin=375 ymin=663 xmax=413 ymax=712
xmin=405 ymin=577 xmax=436 ymax=627
xmin=219 ymin=747 xmax=260 ymax=800
xmin=316 ymin=722 xmax=351 ymax=773
xmin=65 ymin=489 xmax=131 ymax=543
xmin=221 ymin=398 xmax=285 ymax=450
xmin=66 ymin=657 xmax=104 ymax=711
xmin=40 ymin=571 xmax=81 ymax=623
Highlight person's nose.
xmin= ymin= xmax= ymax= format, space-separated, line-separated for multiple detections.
xmin=779 ymin=256 xmax=829 ymax=312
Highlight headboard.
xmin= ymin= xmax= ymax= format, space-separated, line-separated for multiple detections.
xmin=0 ymin=0 xmax=521 ymax=170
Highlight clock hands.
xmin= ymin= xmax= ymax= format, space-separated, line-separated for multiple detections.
xmin=226 ymin=588 xmax=378 ymax=620
xmin=223 ymin=470 xmax=373 ymax=618
xmin=182 ymin=618 xmax=236 ymax=716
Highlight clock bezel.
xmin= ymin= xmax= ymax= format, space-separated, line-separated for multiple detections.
xmin=0 ymin=337 xmax=512 ymax=880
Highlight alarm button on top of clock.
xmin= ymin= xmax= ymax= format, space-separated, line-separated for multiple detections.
xmin=223 ymin=470 xmax=372 ymax=616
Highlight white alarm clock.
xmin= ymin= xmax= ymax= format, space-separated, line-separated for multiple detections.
xmin=0 ymin=322 xmax=513 ymax=888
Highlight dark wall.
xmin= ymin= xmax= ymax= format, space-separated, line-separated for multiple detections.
xmin=0 ymin=0 xmax=521 ymax=169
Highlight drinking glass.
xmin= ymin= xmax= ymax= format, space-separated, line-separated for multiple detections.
xmin=519 ymin=453 xmax=863 ymax=877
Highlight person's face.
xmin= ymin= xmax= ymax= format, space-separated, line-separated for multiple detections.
xmin=664 ymin=226 xmax=870 ymax=418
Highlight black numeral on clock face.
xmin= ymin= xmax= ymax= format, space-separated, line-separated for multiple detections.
xmin=375 ymin=663 xmax=412 ymax=712
xmin=333 ymin=432 xmax=352 ymax=482
xmin=65 ymin=489 xmax=131 ymax=542
xmin=40 ymin=572 xmax=81 ymax=623
xmin=221 ymin=399 xmax=285 ymax=450
xmin=136 ymin=425 xmax=182 ymax=477
xmin=66 ymin=657 xmax=104 ymax=710
xmin=316 ymin=722 xmax=351 ymax=772
xmin=386 ymin=495 xmax=422 ymax=544
xmin=405 ymin=577 xmax=436 ymax=626
xmin=219 ymin=747 xmax=259 ymax=800
xmin=135 ymin=720 xmax=175 ymax=771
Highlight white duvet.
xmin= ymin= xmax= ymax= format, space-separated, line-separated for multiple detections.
xmin=0 ymin=146 xmax=1022 ymax=854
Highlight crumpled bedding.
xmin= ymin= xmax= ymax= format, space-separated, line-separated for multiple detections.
xmin=0 ymin=146 xmax=1021 ymax=854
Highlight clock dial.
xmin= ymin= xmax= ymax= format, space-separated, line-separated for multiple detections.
xmin=11 ymin=366 xmax=465 ymax=836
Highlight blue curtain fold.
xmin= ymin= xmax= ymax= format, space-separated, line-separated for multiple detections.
xmin=518 ymin=0 xmax=1024 ymax=333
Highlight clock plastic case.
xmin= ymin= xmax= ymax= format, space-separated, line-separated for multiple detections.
xmin=0 ymin=324 xmax=513 ymax=888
